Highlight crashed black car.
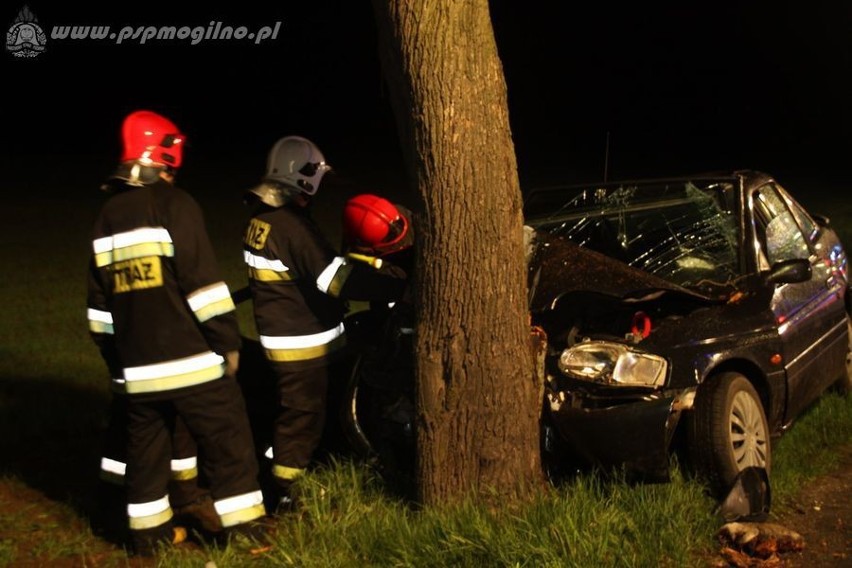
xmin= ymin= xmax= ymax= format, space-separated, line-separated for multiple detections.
xmin=524 ymin=170 xmax=851 ymax=496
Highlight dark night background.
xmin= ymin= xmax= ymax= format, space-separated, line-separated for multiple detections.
xmin=2 ymin=2 xmax=851 ymax=204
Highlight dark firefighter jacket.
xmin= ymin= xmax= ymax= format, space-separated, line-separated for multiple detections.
xmin=87 ymin=179 xmax=242 ymax=395
xmin=242 ymin=203 xmax=407 ymax=368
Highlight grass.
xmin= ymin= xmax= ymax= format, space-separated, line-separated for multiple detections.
xmin=271 ymin=463 xmax=719 ymax=568
xmin=80 ymin=461 xmax=719 ymax=567
xmin=0 ymin=183 xmax=850 ymax=566
xmin=770 ymin=391 xmax=852 ymax=501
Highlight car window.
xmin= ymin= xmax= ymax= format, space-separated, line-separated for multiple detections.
xmin=782 ymin=188 xmax=819 ymax=244
xmin=752 ymin=185 xmax=810 ymax=266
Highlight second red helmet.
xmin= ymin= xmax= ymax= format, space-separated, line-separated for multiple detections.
xmin=344 ymin=194 xmax=409 ymax=250
xmin=120 ymin=110 xmax=185 ymax=169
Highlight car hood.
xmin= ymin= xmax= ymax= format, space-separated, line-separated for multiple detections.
xmin=527 ymin=233 xmax=721 ymax=311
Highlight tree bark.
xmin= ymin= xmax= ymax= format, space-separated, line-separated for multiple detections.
xmin=372 ymin=0 xmax=544 ymax=506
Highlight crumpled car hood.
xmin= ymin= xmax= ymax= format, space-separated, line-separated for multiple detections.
xmin=527 ymin=233 xmax=719 ymax=311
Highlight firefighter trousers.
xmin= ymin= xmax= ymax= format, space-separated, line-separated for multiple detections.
xmin=100 ymin=393 xmax=206 ymax=506
xmin=125 ymin=377 xmax=263 ymax=533
xmin=268 ymin=363 xmax=330 ymax=491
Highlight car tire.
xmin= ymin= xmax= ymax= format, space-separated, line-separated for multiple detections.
xmin=339 ymin=355 xmax=379 ymax=462
xmin=339 ymin=353 xmax=416 ymax=481
xmin=690 ymin=372 xmax=770 ymax=498
xmin=832 ymin=315 xmax=852 ymax=397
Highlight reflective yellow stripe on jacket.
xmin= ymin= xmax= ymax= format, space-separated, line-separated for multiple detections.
xmin=259 ymin=323 xmax=346 ymax=362
xmin=187 ymin=282 xmax=236 ymax=322
xmin=87 ymin=308 xmax=114 ymax=335
xmin=93 ymin=227 xmax=174 ymax=267
xmin=316 ymin=256 xmax=354 ymax=297
xmin=122 ymin=351 xmax=224 ymax=394
xmin=244 ymin=250 xmax=293 ymax=282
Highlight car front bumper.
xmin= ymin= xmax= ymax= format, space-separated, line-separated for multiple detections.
xmin=547 ymin=389 xmax=688 ymax=482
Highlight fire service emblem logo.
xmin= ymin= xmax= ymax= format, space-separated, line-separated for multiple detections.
xmin=6 ymin=6 xmax=46 ymax=58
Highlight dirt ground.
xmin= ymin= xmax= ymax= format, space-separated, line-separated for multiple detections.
xmin=0 ymin=446 xmax=850 ymax=566
xmin=705 ymin=443 xmax=852 ymax=567
xmin=761 ymin=443 xmax=852 ymax=567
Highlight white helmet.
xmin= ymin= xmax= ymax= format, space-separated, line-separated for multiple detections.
xmin=247 ymin=136 xmax=331 ymax=207
xmin=264 ymin=136 xmax=330 ymax=195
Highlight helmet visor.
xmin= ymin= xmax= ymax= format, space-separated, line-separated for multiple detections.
xmin=382 ymin=217 xmax=407 ymax=244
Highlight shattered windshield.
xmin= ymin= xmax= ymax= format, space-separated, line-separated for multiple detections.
xmin=524 ymin=179 xmax=742 ymax=295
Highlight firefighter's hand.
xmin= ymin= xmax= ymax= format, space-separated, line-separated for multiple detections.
xmin=224 ymin=350 xmax=240 ymax=378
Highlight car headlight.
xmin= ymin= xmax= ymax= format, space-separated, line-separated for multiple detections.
xmin=557 ymin=341 xmax=667 ymax=387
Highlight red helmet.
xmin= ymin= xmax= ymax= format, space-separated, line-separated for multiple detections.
xmin=343 ymin=194 xmax=409 ymax=251
xmin=120 ymin=110 xmax=185 ymax=169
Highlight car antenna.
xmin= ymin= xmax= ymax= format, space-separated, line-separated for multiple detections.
xmin=603 ymin=131 xmax=611 ymax=182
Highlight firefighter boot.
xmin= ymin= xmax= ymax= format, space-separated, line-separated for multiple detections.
xmin=223 ymin=516 xmax=277 ymax=555
xmin=170 ymin=478 xmax=223 ymax=535
xmin=130 ymin=522 xmax=187 ymax=557
xmin=273 ymin=480 xmax=301 ymax=516
xmin=173 ymin=493 xmax=223 ymax=535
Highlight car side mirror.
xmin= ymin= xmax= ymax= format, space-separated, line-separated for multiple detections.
xmin=764 ymin=258 xmax=812 ymax=285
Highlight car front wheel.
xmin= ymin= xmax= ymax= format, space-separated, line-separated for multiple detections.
xmin=690 ymin=372 xmax=770 ymax=498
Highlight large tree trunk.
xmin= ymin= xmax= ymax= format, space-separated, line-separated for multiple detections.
xmin=372 ymin=0 xmax=544 ymax=506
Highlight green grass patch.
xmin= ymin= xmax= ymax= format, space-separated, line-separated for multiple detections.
xmin=770 ymin=392 xmax=852 ymax=503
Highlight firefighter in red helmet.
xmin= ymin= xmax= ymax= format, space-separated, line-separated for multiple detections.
xmin=87 ymin=110 xmax=267 ymax=555
xmin=95 ymin=110 xmax=215 ymax=542
xmin=241 ymin=136 xmax=409 ymax=514
xmin=340 ymin=193 xmax=416 ymax=485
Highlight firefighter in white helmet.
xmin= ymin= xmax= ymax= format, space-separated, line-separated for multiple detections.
xmin=242 ymin=136 xmax=408 ymax=513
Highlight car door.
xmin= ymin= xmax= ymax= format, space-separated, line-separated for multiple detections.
xmin=750 ymin=183 xmax=847 ymax=421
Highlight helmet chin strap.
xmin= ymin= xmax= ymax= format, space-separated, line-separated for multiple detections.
xmin=103 ymin=159 xmax=170 ymax=190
